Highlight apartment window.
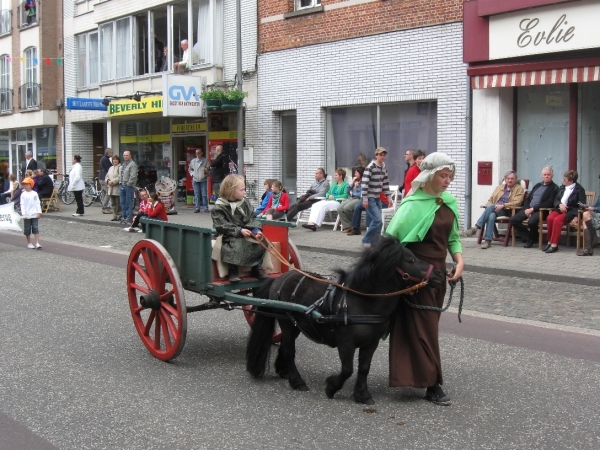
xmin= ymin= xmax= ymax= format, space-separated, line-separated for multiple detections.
xmin=77 ymin=31 xmax=99 ymax=88
xmin=100 ymin=18 xmax=132 ymax=82
xmin=19 ymin=0 xmax=38 ymax=28
xmin=192 ymin=0 xmax=223 ymax=65
xmin=296 ymin=0 xmax=321 ymax=10
xmin=0 ymin=54 xmax=10 ymax=112
xmin=20 ymin=47 xmax=39 ymax=110
xmin=0 ymin=0 xmax=11 ymax=36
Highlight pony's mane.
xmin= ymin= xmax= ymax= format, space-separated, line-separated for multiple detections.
xmin=337 ymin=236 xmax=405 ymax=291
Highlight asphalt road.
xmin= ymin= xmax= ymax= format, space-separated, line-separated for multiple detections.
xmin=1 ymin=227 xmax=599 ymax=449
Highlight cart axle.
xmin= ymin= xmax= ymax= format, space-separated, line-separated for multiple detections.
xmin=139 ymin=290 xmax=161 ymax=311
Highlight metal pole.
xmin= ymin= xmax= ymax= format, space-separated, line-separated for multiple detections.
xmin=236 ymin=0 xmax=244 ymax=176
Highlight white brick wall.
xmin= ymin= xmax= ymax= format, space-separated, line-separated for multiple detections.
xmin=257 ymin=22 xmax=468 ymax=218
xmin=223 ymin=0 xmax=257 ymax=80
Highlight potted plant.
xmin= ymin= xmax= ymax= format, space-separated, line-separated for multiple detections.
xmin=200 ymin=89 xmax=225 ymax=111
xmin=221 ymin=89 xmax=247 ymax=110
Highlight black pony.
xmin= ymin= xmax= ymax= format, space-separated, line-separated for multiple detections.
xmin=246 ymin=236 xmax=444 ymax=405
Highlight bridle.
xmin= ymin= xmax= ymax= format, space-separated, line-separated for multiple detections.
xmin=252 ymin=234 xmax=436 ymax=298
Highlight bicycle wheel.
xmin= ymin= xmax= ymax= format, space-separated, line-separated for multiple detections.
xmin=83 ymin=185 xmax=95 ymax=207
xmin=60 ymin=188 xmax=75 ymax=205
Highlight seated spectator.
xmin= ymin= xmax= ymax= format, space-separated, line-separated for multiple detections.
xmin=37 ymin=168 xmax=54 ymax=200
xmin=0 ymin=174 xmax=18 ymax=205
xmin=509 ymin=166 xmax=558 ymax=248
xmin=542 ymin=170 xmax=586 ymax=254
xmin=253 ymin=179 xmax=274 ymax=217
xmin=147 ymin=192 xmax=168 ymax=222
xmin=403 ymin=149 xmax=426 ymax=196
xmin=258 ymin=180 xmax=289 ymax=220
xmin=125 ymin=190 xmax=150 ymax=232
xmin=347 ymin=191 xmax=390 ymax=236
xmin=339 ymin=166 xmax=364 ymax=233
xmin=302 ymin=168 xmax=349 ymax=231
xmin=577 ymin=196 xmax=600 ymax=256
xmin=464 ymin=170 xmax=525 ymax=249
xmin=285 ymin=168 xmax=330 ymax=221
xmin=212 ymin=174 xmax=267 ymax=283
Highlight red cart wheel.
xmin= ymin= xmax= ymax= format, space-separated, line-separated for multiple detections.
xmin=127 ymin=239 xmax=187 ymax=361
xmin=243 ymin=238 xmax=304 ymax=342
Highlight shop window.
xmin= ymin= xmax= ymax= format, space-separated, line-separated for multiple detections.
xmin=0 ymin=0 xmax=11 ymax=36
xmin=327 ymin=101 xmax=437 ymax=186
xmin=579 ymin=83 xmax=600 ymax=193
xmin=0 ymin=54 xmax=11 ymax=113
xmin=77 ymin=31 xmax=99 ymax=88
xmin=35 ymin=127 xmax=56 ymax=171
xmin=517 ymin=85 xmax=569 ymax=180
xmin=296 ymin=0 xmax=321 ymax=10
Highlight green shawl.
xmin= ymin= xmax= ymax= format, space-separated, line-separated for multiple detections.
xmin=385 ymin=188 xmax=462 ymax=255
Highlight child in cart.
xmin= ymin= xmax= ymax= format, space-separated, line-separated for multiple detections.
xmin=19 ymin=177 xmax=42 ymax=249
xmin=211 ymin=174 xmax=267 ymax=283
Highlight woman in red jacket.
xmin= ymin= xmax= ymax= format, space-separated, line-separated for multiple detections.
xmin=147 ymin=192 xmax=168 ymax=222
xmin=257 ymin=180 xmax=289 ymax=220
xmin=403 ymin=149 xmax=426 ymax=196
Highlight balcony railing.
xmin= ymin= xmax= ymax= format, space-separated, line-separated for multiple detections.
xmin=0 ymin=88 xmax=12 ymax=113
xmin=0 ymin=10 xmax=11 ymax=36
xmin=18 ymin=82 xmax=40 ymax=110
xmin=19 ymin=0 xmax=39 ymax=29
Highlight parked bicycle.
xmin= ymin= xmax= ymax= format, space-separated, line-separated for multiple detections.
xmin=82 ymin=177 xmax=108 ymax=207
xmin=55 ymin=174 xmax=75 ymax=205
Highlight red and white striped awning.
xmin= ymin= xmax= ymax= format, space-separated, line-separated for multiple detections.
xmin=471 ymin=66 xmax=600 ymax=89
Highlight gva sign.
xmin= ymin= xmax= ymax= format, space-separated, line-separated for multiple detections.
xmin=169 ymin=85 xmax=200 ymax=102
xmin=162 ymin=74 xmax=204 ymax=117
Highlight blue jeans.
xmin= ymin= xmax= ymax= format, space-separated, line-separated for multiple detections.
xmin=476 ymin=204 xmax=509 ymax=241
xmin=350 ymin=202 xmax=372 ymax=229
xmin=23 ymin=218 xmax=39 ymax=236
xmin=363 ymin=198 xmax=382 ymax=244
xmin=193 ymin=180 xmax=208 ymax=210
xmin=120 ymin=185 xmax=134 ymax=222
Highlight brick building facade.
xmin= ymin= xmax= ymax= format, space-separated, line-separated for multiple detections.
xmin=256 ymin=0 xmax=468 ymax=223
xmin=0 ymin=0 xmax=64 ymax=178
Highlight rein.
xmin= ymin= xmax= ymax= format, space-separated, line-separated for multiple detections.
xmin=252 ymin=234 xmax=432 ymax=298
xmin=403 ymin=276 xmax=465 ymax=323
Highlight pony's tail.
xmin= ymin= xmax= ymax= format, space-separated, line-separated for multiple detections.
xmin=246 ymin=309 xmax=275 ymax=378
xmin=246 ymin=277 xmax=277 ymax=379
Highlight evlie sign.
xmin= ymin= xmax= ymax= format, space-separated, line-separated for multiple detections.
xmin=162 ymin=74 xmax=204 ymax=118
xmin=489 ymin=0 xmax=600 ymax=60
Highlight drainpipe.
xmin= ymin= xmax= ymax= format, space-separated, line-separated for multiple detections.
xmin=464 ymin=75 xmax=472 ymax=229
xmin=236 ymin=0 xmax=244 ymax=175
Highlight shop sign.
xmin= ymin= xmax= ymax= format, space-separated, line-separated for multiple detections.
xmin=66 ymin=98 xmax=107 ymax=111
xmin=162 ymin=74 xmax=204 ymax=118
xmin=171 ymin=122 xmax=207 ymax=133
xmin=489 ymin=0 xmax=600 ymax=60
xmin=108 ymin=96 xmax=163 ymax=117
xmin=120 ymin=134 xmax=171 ymax=144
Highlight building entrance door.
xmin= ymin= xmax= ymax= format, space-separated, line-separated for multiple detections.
xmin=281 ymin=112 xmax=297 ymax=203
xmin=11 ymin=143 xmax=26 ymax=178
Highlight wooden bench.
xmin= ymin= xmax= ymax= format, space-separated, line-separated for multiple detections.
xmin=41 ymin=188 xmax=61 ymax=213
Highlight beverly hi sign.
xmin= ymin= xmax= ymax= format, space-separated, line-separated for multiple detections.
xmin=489 ymin=0 xmax=600 ymax=60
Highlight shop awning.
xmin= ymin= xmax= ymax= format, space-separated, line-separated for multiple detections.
xmin=471 ymin=66 xmax=600 ymax=89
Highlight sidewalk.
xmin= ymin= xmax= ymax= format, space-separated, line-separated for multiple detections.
xmin=44 ymin=201 xmax=600 ymax=286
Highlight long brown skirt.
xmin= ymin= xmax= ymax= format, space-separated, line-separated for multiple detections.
xmin=388 ymin=205 xmax=453 ymax=388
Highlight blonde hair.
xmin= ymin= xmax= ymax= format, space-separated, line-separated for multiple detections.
xmin=219 ymin=174 xmax=245 ymax=200
xmin=271 ymin=180 xmax=283 ymax=191
xmin=25 ymin=170 xmax=33 ymax=177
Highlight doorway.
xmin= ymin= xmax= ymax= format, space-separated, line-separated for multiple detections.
xmin=172 ymin=134 xmax=206 ymax=205
xmin=281 ymin=112 xmax=297 ymax=203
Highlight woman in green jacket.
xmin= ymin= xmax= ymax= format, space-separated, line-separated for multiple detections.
xmin=302 ymin=168 xmax=349 ymax=231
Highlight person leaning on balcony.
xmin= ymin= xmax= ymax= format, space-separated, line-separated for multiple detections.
xmin=464 ymin=170 xmax=525 ymax=249
xmin=509 ymin=166 xmax=559 ymax=248
xmin=542 ymin=170 xmax=586 ymax=254
xmin=174 ymin=40 xmax=197 ymax=74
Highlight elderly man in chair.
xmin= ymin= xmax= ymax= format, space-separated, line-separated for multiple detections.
xmin=509 ymin=166 xmax=559 ymax=248
xmin=465 ymin=170 xmax=525 ymax=249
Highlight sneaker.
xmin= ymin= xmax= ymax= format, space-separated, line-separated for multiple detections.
xmin=35 ymin=243 xmax=42 ymax=249
xmin=123 ymin=227 xmax=131 ymax=232
xmin=464 ymin=226 xmax=479 ymax=237
xmin=480 ymin=240 xmax=491 ymax=249
xmin=72 ymin=213 xmax=82 ymax=217
xmin=27 ymin=243 xmax=35 ymax=249
xmin=137 ymin=229 xmax=144 ymax=233
xmin=129 ymin=227 xmax=139 ymax=233
xmin=362 ymin=243 xmax=372 ymax=249
xmin=425 ymin=383 xmax=451 ymax=406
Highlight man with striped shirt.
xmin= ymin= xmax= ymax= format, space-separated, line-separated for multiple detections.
xmin=361 ymin=147 xmax=391 ymax=248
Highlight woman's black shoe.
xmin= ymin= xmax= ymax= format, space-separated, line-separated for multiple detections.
xmin=424 ymin=383 xmax=451 ymax=406
xmin=545 ymin=246 xmax=558 ymax=253
xmin=228 ymin=265 xmax=241 ymax=283
xmin=251 ymin=266 xmax=268 ymax=279
xmin=541 ymin=243 xmax=551 ymax=252
xmin=523 ymin=240 xmax=534 ymax=248
xmin=302 ymin=223 xmax=317 ymax=231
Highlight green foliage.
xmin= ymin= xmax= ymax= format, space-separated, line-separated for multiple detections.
xmin=200 ymin=90 xmax=225 ymax=100
xmin=223 ymin=89 xmax=248 ymax=101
